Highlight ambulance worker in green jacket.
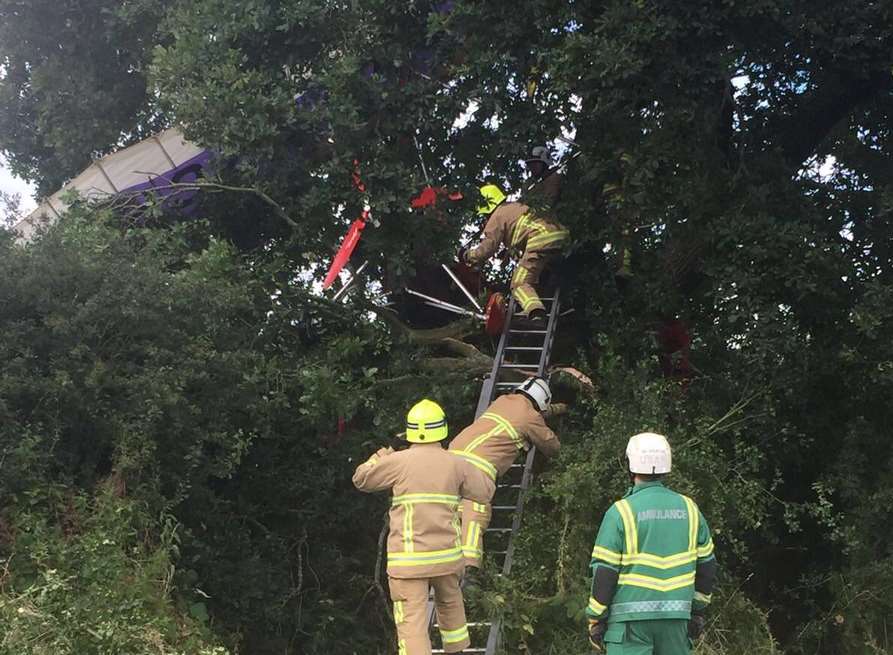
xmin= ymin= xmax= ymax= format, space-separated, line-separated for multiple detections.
xmin=586 ymin=433 xmax=718 ymax=654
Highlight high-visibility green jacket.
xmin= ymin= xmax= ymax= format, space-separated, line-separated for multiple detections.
xmin=587 ymin=481 xmax=717 ymax=624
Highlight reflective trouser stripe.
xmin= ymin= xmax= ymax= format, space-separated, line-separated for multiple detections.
xmin=440 ymin=624 xmax=470 ymax=644
xmin=394 ymin=600 xmax=405 ymax=624
xmin=513 ymin=285 xmax=541 ymax=312
xmin=390 ymin=574 xmax=469 ymax=654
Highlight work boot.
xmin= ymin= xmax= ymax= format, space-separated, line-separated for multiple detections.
xmin=528 ymin=308 xmax=548 ymax=325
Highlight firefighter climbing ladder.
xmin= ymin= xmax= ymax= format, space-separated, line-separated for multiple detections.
xmin=429 ymin=289 xmax=562 ymax=654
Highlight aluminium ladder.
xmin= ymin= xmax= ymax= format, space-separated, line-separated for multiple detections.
xmin=429 ymin=290 xmax=562 ymax=655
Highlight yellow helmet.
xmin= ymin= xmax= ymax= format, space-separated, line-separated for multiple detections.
xmin=477 ymin=184 xmax=506 ymax=215
xmin=405 ymin=399 xmax=449 ymax=443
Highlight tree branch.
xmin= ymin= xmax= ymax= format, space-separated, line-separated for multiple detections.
xmin=766 ymin=69 xmax=893 ymax=170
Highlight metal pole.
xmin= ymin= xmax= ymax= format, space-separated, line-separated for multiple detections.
xmin=441 ymin=264 xmax=484 ymax=313
xmin=332 ymin=260 xmax=368 ymax=301
xmin=405 ymin=288 xmax=485 ymax=320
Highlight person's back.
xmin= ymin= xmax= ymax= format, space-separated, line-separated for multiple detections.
xmin=353 ymin=399 xmax=494 ymax=655
xmin=448 ymin=379 xmax=560 ymax=568
xmin=464 ymin=185 xmax=568 ymax=322
xmin=450 ymin=393 xmax=559 ymax=478
xmin=587 ymin=433 xmax=717 ymax=655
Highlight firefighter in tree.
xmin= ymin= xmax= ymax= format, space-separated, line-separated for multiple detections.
xmin=463 ymin=184 xmax=568 ymax=324
xmin=586 ymin=433 xmax=717 ymax=654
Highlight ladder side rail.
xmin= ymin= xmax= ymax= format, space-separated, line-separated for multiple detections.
xmin=430 ymin=297 xmax=518 ymax=637
xmin=536 ymin=288 xmax=560 ymax=375
xmin=474 ymin=296 xmax=517 ymax=419
xmin=485 ymin=290 xmax=561 ymax=654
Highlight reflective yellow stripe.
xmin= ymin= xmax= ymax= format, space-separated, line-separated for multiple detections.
xmin=591 ymin=546 xmax=623 ymax=565
xmin=464 ymin=426 xmax=497 ymax=452
xmin=615 ymin=500 xmax=637 ymax=558
xmin=527 ymin=229 xmax=568 ymax=250
xmin=440 ymin=624 xmax=470 ymax=644
xmin=511 ymin=265 xmax=529 ymax=286
xmin=481 ymin=412 xmax=525 ymax=450
xmin=398 ymin=639 xmax=407 ymax=655
xmin=625 ymin=550 xmax=697 ymax=569
xmin=402 ymin=504 xmax=414 ymax=553
xmin=683 ymin=496 xmax=698 ymax=553
xmin=392 ymin=493 xmax=460 ymax=506
xmin=514 ymin=287 xmax=538 ymax=311
xmin=588 ymin=597 xmax=608 ymax=614
xmin=388 ymin=546 xmax=464 ymax=566
xmin=453 ymin=450 xmax=498 ymax=480
xmin=393 ymin=600 xmax=405 ymax=624
xmin=511 ymin=213 xmax=533 ymax=247
xmin=618 ymin=571 xmax=696 ymax=592
xmin=694 ymin=591 xmax=712 ymax=604
xmin=697 ymin=540 xmax=715 ymax=559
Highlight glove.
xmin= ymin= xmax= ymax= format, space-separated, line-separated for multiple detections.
xmin=588 ymin=618 xmax=606 ymax=652
xmin=688 ymin=612 xmax=706 ymax=639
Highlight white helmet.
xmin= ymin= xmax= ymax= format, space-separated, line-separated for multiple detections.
xmin=525 ymin=145 xmax=553 ymax=167
xmin=626 ymin=432 xmax=672 ymax=474
xmin=515 ymin=376 xmax=551 ymax=412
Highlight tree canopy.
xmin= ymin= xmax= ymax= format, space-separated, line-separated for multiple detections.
xmin=1 ymin=1 xmax=893 ymax=654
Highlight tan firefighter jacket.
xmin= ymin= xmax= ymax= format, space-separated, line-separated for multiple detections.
xmin=465 ymin=202 xmax=568 ymax=267
xmin=525 ymin=171 xmax=562 ymax=209
xmin=448 ymin=394 xmax=561 ymax=480
xmin=352 ymin=443 xmax=495 ymax=579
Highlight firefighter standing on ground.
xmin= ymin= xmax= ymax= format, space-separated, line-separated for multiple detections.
xmin=586 ymin=432 xmax=717 ymax=654
xmin=353 ymin=399 xmax=495 ymax=655
xmin=463 ymin=184 xmax=568 ymax=323
xmin=448 ymin=377 xmax=561 ymax=569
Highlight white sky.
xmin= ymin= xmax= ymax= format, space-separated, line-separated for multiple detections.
xmin=0 ymin=156 xmax=37 ymax=217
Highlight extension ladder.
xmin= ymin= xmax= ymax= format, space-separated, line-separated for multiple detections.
xmin=429 ymin=290 xmax=561 ymax=654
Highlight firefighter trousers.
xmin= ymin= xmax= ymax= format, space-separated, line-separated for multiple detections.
xmin=511 ymin=248 xmax=562 ymax=315
xmin=459 ymin=498 xmax=492 ymax=568
xmin=389 ymin=574 xmax=470 ymax=654
xmin=605 ymin=619 xmax=691 ymax=655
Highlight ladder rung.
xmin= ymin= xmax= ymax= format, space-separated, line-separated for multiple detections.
xmin=486 ymin=528 xmax=512 ymax=533
xmin=498 ymin=484 xmax=523 ymax=489
xmin=489 ymin=550 xmax=508 ymax=555
xmin=509 ymin=329 xmax=548 ymax=334
xmin=504 ymin=346 xmax=544 ymax=351
xmin=495 ymin=382 xmax=519 ymax=387
xmin=492 ymin=505 xmax=516 ymax=510
xmin=434 ymin=650 xmax=487 ymax=654
xmin=500 ymin=364 xmax=539 ymax=369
